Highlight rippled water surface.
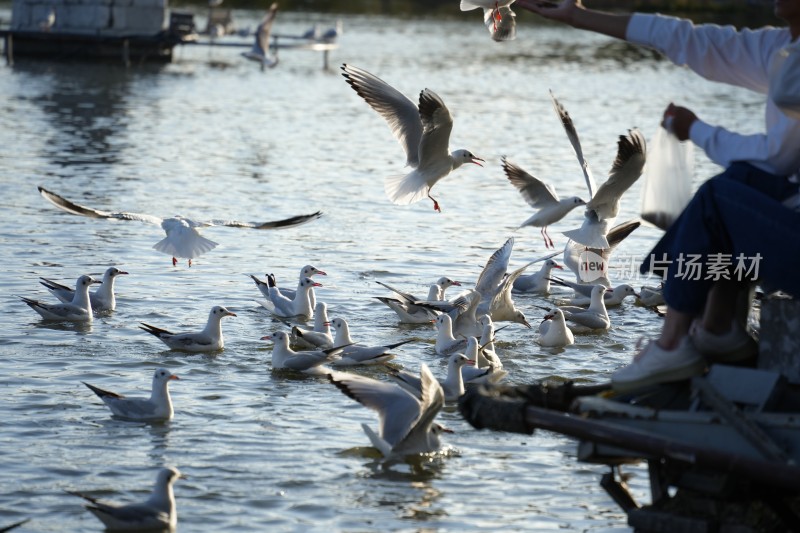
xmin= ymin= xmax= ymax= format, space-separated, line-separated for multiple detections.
xmin=0 ymin=8 xmax=767 ymax=532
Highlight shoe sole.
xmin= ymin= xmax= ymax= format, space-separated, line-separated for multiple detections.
xmin=612 ymin=359 xmax=707 ymax=393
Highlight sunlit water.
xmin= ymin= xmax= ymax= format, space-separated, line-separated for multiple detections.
xmin=0 ymin=8 xmax=767 ymax=532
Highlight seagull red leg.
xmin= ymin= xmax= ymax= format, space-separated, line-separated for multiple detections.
xmin=428 ymin=191 xmax=441 ymax=213
xmin=172 ymin=257 xmax=177 ymax=267
xmin=544 ymin=227 xmax=555 ymax=249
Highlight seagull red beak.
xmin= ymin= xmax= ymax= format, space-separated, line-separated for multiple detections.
xmin=471 ymin=156 xmax=485 ymax=167
xmin=260 ymin=335 xmax=272 ymax=341
xmin=169 ymin=375 xmax=180 ymax=381
xmin=554 ymin=265 xmax=563 ymax=270
xmin=313 ymin=282 xmax=323 ymax=287
xmin=452 ymin=281 xmax=462 ymax=286
xmin=316 ymin=270 xmax=328 ymax=276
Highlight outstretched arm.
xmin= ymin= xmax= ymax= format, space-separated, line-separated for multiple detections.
xmin=515 ymin=0 xmax=631 ymax=41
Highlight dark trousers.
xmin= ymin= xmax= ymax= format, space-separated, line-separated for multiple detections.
xmin=640 ymin=162 xmax=800 ymax=314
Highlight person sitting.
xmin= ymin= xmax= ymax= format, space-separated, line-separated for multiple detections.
xmin=515 ymin=0 xmax=800 ymax=391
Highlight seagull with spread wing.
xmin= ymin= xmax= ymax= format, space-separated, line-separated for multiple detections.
xmin=241 ymin=2 xmax=279 ymax=70
xmin=341 ymin=64 xmax=484 ymax=212
xmin=38 ymin=186 xmax=321 ymax=266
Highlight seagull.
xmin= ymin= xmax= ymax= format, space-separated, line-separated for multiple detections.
xmin=503 ymin=157 xmax=586 ymax=249
xmin=242 ymin=2 xmax=279 ymax=70
xmin=390 ymin=353 xmax=471 ymax=402
xmin=40 ymin=266 xmax=128 ymax=313
xmin=327 ymin=363 xmax=449 ymax=458
xmin=139 ymin=305 xmax=236 ymax=352
xmin=375 ymin=277 xmax=464 ymax=324
xmin=537 ymin=308 xmax=575 ymax=347
xmin=461 ymin=336 xmax=508 ymax=385
xmin=38 ymin=186 xmax=321 ymax=267
xmin=291 ymin=302 xmax=333 ymax=349
xmin=474 ymin=237 xmax=533 ymax=327
xmin=548 ymin=277 xmax=639 ymax=307
xmin=558 ymin=285 xmax=611 ymax=332
xmin=341 ymin=64 xmax=484 ymax=212
xmin=251 ymin=264 xmax=326 ymax=309
xmin=562 ymin=219 xmax=640 ymax=285
xmin=329 ymin=317 xmax=412 ymax=366
xmin=434 ymin=314 xmax=467 ymax=356
xmin=512 ymin=257 xmax=562 ymax=294
xmin=320 ymin=19 xmax=343 ymax=42
xmin=262 ymin=330 xmax=342 ymax=373
xmin=82 ymin=368 xmax=179 ymax=422
xmin=262 ymin=275 xmax=321 ymax=319
xmin=21 ymin=274 xmax=99 ymax=322
xmin=69 ymin=467 xmax=182 ymax=532
xmin=637 ymin=283 xmax=665 ymax=307
xmin=562 ymin=130 xmax=647 ymax=248
xmin=460 ymin=0 xmax=517 ymax=41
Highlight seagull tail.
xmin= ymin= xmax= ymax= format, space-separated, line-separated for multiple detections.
xmin=153 ymin=233 xmax=218 ymax=260
xmin=384 ymin=171 xmax=429 ymax=206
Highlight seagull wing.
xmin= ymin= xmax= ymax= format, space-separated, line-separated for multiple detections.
xmin=39 ymin=186 xmax=162 ymax=225
xmin=550 ymin=90 xmax=596 ymax=199
xmin=341 ymin=64 xmax=424 ymax=167
xmin=502 ymin=157 xmax=559 ymax=206
xmin=587 ymin=129 xmax=647 ymax=220
xmin=203 ymin=211 xmax=322 ymax=229
xmin=416 ymin=89 xmax=454 ymax=170
xmin=328 ymin=371 xmax=421 ymax=447
xmin=255 ymin=3 xmax=278 ymax=54
xmin=475 ymin=237 xmax=514 ymax=300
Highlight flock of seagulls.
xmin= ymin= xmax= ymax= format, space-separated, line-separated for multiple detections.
xmin=20 ymin=22 xmax=675 ymax=528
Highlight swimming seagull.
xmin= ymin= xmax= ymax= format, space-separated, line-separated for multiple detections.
xmin=82 ymin=368 xmax=179 ymax=422
xmin=549 ymin=277 xmax=639 ymax=307
xmin=261 ymin=330 xmax=343 ymax=373
xmin=38 ymin=186 xmax=321 ymax=267
xmin=40 ymin=266 xmax=128 ymax=312
xmin=261 ymin=275 xmax=321 ymax=319
xmin=21 ymin=274 xmax=100 ymax=322
xmin=69 ymin=467 xmax=182 ymax=532
xmin=328 ymin=317 xmax=413 ymax=366
xmin=389 ymin=353 xmax=471 ymax=402
xmin=537 ymin=308 xmax=575 ymax=347
xmin=474 ymin=237 xmax=534 ymax=327
xmin=558 ymin=285 xmax=611 ymax=332
xmin=140 ymin=305 xmax=236 ymax=352
xmin=374 ymin=277 xmax=464 ymax=324
xmin=242 ymin=2 xmax=279 ymax=70
xmin=327 ymin=363 xmax=449 ymax=458
xmin=461 ymin=0 xmax=517 ymax=41
xmin=341 ymin=64 xmax=484 ymax=212
xmin=512 ymin=256 xmax=562 ymax=294
xmin=503 ymin=156 xmax=586 ymax=249
xmin=291 ymin=302 xmax=333 ymax=349
xmin=251 ymin=264 xmax=326 ymax=309
xmin=434 ymin=313 xmax=468 ymax=356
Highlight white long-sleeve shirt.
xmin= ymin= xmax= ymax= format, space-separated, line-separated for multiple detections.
xmin=626 ymin=13 xmax=800 ymax=177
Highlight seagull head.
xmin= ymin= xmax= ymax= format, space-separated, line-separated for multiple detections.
xmin=452 ymin=150 xmax=484 ymax=168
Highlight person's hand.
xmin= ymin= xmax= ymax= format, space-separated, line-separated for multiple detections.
xmin=663 ymin=103 xmax=697 ymax=141
xmin=514 ymin=0 xmax=583 ymax=25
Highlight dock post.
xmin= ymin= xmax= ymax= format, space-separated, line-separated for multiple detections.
xmin=322 ymin=49 xmax=329 ymax=70
xmin=4 ymin=33 xmax=12 ymax=66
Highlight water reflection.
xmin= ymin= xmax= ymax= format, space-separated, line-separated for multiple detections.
xmin=10 ymin=62 xmax=161 ymax=170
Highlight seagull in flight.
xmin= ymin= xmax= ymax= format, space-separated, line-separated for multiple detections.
xmin=460 ymin=0 xmax=517 ymax=41
xmin=341 ymin=64 xmax=484 ymax=212
xmin=38 ymin=186 xmax=321 ymax=266
xmin=241 ymin=2 xmax=279 ymax=70
xmin=503 ymin=156 xmax=585 ymax=249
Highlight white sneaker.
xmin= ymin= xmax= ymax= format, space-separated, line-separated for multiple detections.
xmin=690 ymin=320 xmax=757 ymax=363
xmin=612 ymin=337 xmax=706 ymax=393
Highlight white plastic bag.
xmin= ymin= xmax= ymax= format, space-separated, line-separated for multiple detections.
xmin=640 ymin=125 xmax=693 ymax=230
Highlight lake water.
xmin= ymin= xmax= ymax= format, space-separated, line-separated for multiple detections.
xmin=0 ymin=8 xmax=768 ymax=532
